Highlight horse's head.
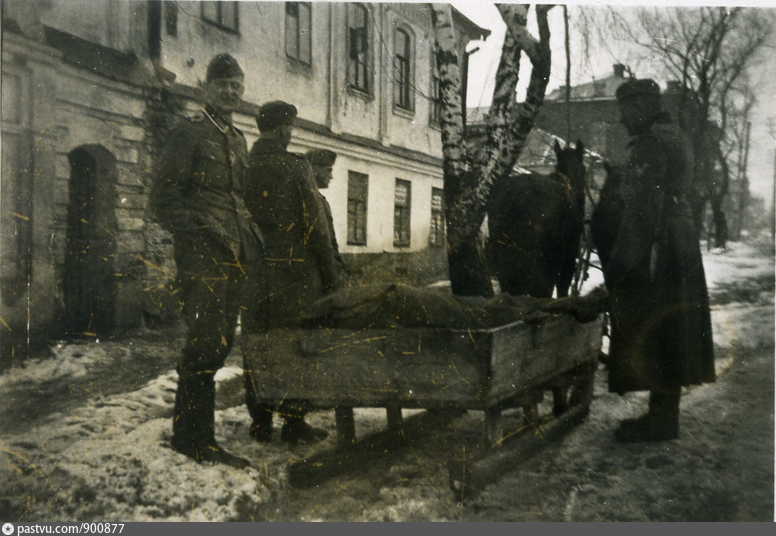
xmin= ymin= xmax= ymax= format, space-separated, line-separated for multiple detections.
xmin=554 ymin=139 xmax=587 ymax=201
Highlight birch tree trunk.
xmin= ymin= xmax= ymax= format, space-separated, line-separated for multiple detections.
xmin=431 ymin=3 xmax=554 ymax=297
xmin=431 ymin=3 xmax=492 ymax=297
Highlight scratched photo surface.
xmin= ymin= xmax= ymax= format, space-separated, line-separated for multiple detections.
xmin=1 ymin=0 xmax=774 ymax=522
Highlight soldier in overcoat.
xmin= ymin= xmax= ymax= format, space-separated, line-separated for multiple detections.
xmin=603 ymin=79 xmax=715 ymax=442
xmin=242 ymin=101 xmax=340 ymax=444
xmin=150 ymin=54 xmax=263 ymax=467
xmin=305 ymin=148 xmax=348 ymax=280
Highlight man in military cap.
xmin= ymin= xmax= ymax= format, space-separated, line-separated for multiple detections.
xmin=242 ymin=101 xmax=340 ymax=445
xmin=599 ymin=78 xmax=715 ymax=442
xmin=150 ymin=53 xmax=263 ymax=467
xmin=305 ymin=149 xmax=348 ymax=279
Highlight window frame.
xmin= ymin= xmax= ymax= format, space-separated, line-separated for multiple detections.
xmin=429 ymin=187 xmax=445 ymax=247
xmin=347 ymin=3 xmax=371 ymax=95
xmin=393 ymin=178 xmax=412 ymax=248
xmin=347 ymin=171 xmax=369 ymax=246
xmin=285 ymin=2 xmax=312 ymax=66
xmin=393 ymin=27 xmax=414 ymax=112
xmin=201 ymin=1 xmax=239 ymax=34
xmin=163 ymin=1 xmax=178 ymax=37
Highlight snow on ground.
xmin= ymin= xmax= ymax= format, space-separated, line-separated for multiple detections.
xmin=703 ymin=240 xmax=775 ymax=291
xmin=2 ymin=237 xmax=773 ymax=521
xmin=2 ymin=364 xmax=281 ymax=521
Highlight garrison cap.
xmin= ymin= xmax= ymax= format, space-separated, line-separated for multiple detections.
xmin=615 ymin=78 xmax=661 ymax=102
xmin=306 ymin=149 xmax=337 ymax=167
xmin=257 ymin=101 xmax=298 ymax=130
xmin=206 ymin=53 xmax=244 ymax=82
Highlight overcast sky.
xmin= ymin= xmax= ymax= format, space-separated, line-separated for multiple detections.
xmin=450 ymin=0 xmax=776 ymax=203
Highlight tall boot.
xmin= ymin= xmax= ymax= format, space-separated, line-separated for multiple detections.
xmin=244 ymin=367 xmax=274 ymax=442
xmin=172 ymin=373 xmax=213 ymax=449
xmin=615 ymin=389 xmax=680 ymax=442
xmin=647 ymin=390 xmax=680 ymax=439
xmin=171 ymin=372 xmax=250 ymax=468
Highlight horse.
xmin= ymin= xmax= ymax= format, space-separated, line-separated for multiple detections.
xmin=589 ymin=162 xmax=625 ymax=281
xmin=487 ymin=140 xmax=588 ymax=299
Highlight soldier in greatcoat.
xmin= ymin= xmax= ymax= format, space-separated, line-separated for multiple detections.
xmin=602 ymin=79 xmax=715 ymax=442
xmin=242 ymin=101 xmax=340 ymax=445
xmin=305 ymin=148 xmax=348 ymax=280
xmin=150 ymin=54 xmax=264 ymax=467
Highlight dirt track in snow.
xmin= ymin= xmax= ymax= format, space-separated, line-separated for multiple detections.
xmin=1 ymin=241 xmax=773 ymax=521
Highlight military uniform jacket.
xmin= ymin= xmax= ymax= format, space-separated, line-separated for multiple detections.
xmin=605 ymin=111 xmax=715 ymax=393
xmin=151 ymin=107 xmax=264 ymax=261
xmin=243 ymin=138 xmax=339 ymax=329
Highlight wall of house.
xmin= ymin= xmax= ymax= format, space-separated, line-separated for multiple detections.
xmin=1 ymin=31 xmax=153 ymax=365
xmin=535 ymin=99 xmax=630 ymax=165
xmin=1 ymin=34 xmax=62 ymax=365
xmin=158 ymin=2 xmax=445 ymax=158
xmin=1 ymin=1 xmax=487 ymax=363
xmin=289 ymin=126 xmax=445 ymax=255
xmin=22 ymin=0 xmax=146 ymax=54
xmin=50 ymin=68 xmax=150 ymax=330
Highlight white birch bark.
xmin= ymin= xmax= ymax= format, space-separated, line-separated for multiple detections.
xmin=431 ymin=3 xmax=554 ymax=296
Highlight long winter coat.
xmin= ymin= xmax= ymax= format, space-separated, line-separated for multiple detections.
xmin=598 ymin=111 xmax=715 ymax=393
xmin=242 ymin=138 xmax=340 ymax=330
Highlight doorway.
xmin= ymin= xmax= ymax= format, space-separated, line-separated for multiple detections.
xmin=64 ymin=146 xmax=119 ymax=337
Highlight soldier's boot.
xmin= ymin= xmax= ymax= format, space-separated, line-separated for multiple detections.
xmin=171 ymin=373 xmax=251 ymax=468
xmin=615 ymin=390 xmax=680 ymax=443
xmin=280 ymin=404 xmax=328 ymax=446
xmin=248 ymin=405 xmax=275 ymax=443
xmin=243 ymin=366 xmax=274 ymax=442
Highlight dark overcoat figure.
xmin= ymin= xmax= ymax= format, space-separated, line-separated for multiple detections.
xmin=306 ymin=148 xmax=348 ymax=280
xmin=598 ymin=79 xmax=715 ymax=442
xmin=241 ymin=101 xmax=338 ymax=445
xmin=150 ymin=54 xmax=263 ymax=467
xmin=243 ymin=141 xmax=339 ymax=329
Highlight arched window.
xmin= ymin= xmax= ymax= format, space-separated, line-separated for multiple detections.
xmin=394 ymin=28 xmax=413 ymax=110
xmin=347 ymin=4 xmax=370 ymax=93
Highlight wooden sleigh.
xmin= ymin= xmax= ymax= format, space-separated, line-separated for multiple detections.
xmin=242 ymin=311 xmax=603 ymax=497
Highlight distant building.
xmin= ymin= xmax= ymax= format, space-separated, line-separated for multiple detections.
xmin=465 ymin=109 xmax=604 ymax=225
xmin=536 ymin=63 xmax=631 ymax=166
xmin=0 ymin=1 xmax=489 ymax=364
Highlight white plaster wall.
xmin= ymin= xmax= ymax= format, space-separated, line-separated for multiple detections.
xmin=289 ymin=129 xmax=443 ymax=255
xmin=160 ymin=2 xmax=333 ymax=128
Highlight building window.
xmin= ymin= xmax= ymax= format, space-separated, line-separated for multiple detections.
xmin=394 ymin=179 xmax=411 ymax=247
xmin=430 ymin=63 xmax=442 ymax=125
xmin=285 ymin=2 xmax=311 ymax=65
xmin=430 ymin=187 xmax=445 ymax=247
xmin=201 ymin=1 xmax=239 ymax=33
xmin=347 ymin=4 xmax=369 ymax=93
xmin=164 ymin=1 xmax=178 ymax=37
xmin=394 ymin=28 xmax=413 ymax=111
xmin=347 ymin=171 xmax=368 ymax=246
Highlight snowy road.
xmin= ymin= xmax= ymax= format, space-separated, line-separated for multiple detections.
xmin=1 ymin=239 xmax=773 ymax=521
